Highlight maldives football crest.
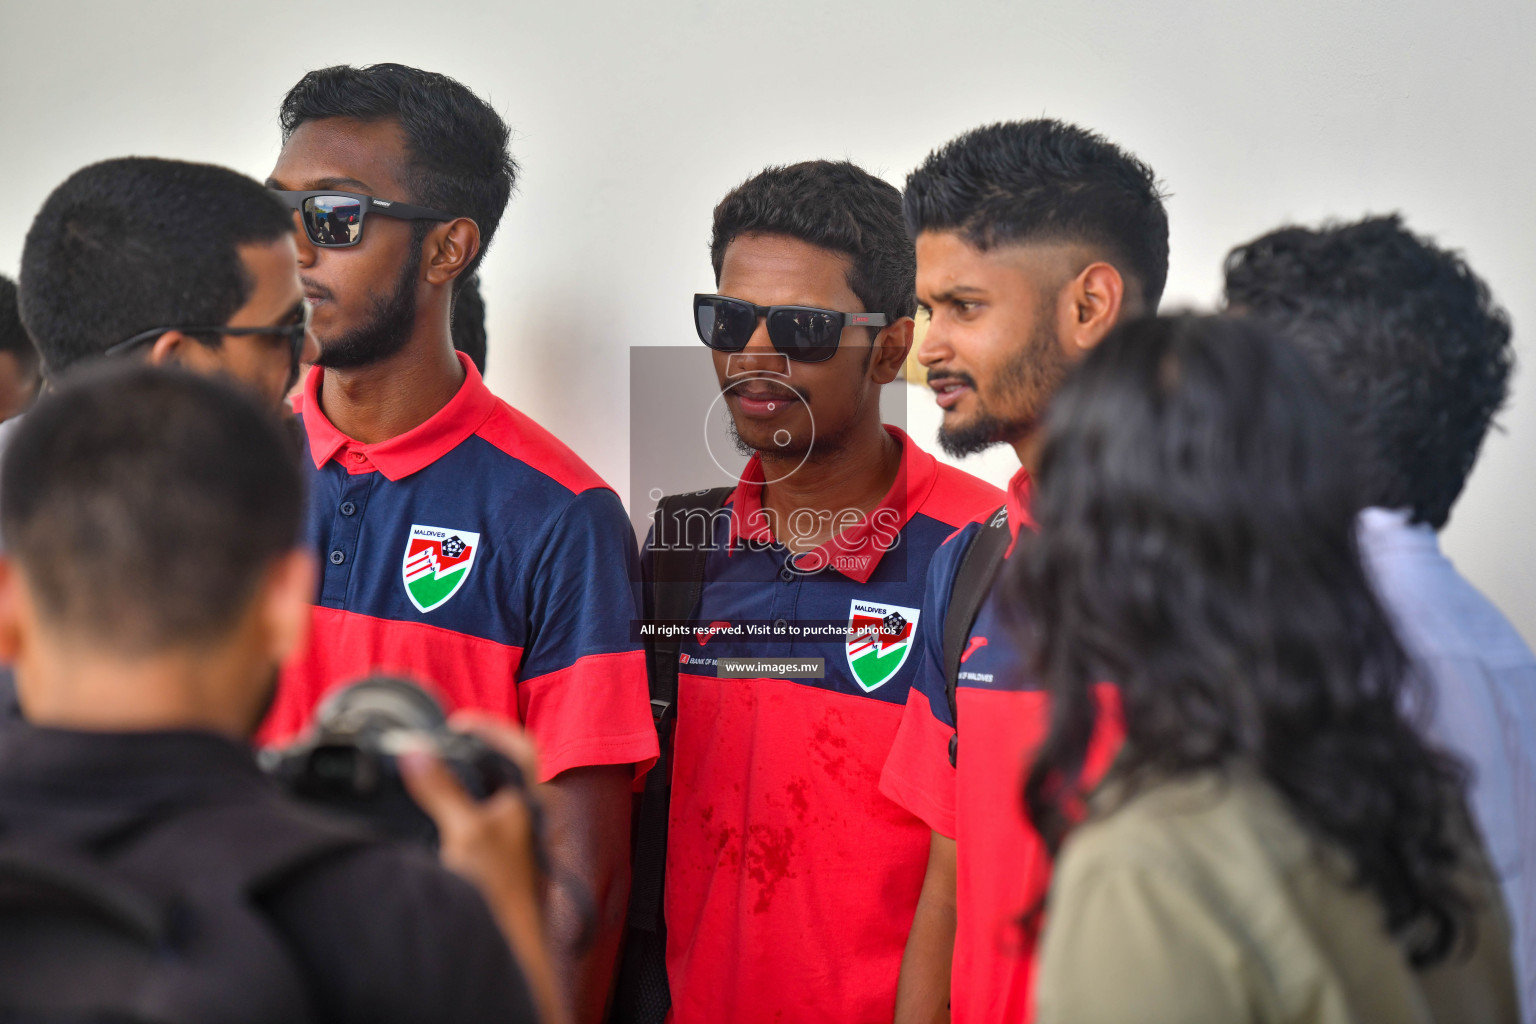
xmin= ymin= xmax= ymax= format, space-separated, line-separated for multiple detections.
xmin=846 ymin=600 xmax=920 ymax=692
xmin=402 ymin=525 xmax=482 ymax=613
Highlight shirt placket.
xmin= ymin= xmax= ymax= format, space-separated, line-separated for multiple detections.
xmin=319 ymin=451 xmax=377 ymax=608
xmin=769 ymin=548 xmax=802 ymax=656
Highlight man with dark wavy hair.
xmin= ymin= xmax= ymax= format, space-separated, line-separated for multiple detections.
xmin=1225 ymin=216 xmax=1536 ymax=1017
xmin=261 ymin=64 xmax=654 ymax=1023
xmin=881 ymin=119 xmax=1168 ymax=1024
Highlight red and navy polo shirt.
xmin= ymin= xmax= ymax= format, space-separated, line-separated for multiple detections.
xmin=879 ymin=468 xmax=1123 ymax=1024
xmin=650 ymin=427 xmax=1003 ymax=1024
xmin=260 ymin=354 xmax=657 ymax=783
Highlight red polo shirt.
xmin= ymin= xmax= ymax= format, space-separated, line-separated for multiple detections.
xmin=261 ymin=356 xmax=657 ymax=782
xmin=881 ymin=469 xmax=1124 ymax=1022
xmin=651 ymin=428 xmax=1003 ymax=1023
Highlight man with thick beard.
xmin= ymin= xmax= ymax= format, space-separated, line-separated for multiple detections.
xmin=260 ymin=64 xmax=655 ymax=1024
xmin=880 ymin=120 xmax=1169 ymax=1024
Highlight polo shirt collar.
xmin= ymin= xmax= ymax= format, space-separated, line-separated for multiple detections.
xmin=299 ymin=352 xmax=499 ymax=481
xmin=1357 ymin=506 xmax=1439 ymax=557
xmin=726 ymin=426 xmax=938 ymax=584
xmin=1006 ymin=465 xmax=1035 ymax=540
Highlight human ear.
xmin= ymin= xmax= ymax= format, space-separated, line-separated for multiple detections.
xmin=869 ymin=317 xmax=915 ymax=385
xmin=1064 ymin=262 xmax=1126 ymax=354
xmin=423 ymin=218 xmax=482 ymax=288
xmin=146 ymin=330 xmax=195 ymax=368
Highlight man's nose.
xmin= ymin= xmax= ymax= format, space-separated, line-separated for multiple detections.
xmin=916 ymin=313 xmax=950 ymax=368
xmin=732 ymin=318 xmax=783 ymax=371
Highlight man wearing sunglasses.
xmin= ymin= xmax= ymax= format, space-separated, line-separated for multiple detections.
xmin=881 ymin=121 xmax=1168 ymax=1024
xmin=259 ymin=64 xmax=654 ymax=1024
xmin=0 ymin=156 xmax=314 ymax=729
xmin=633 ymin=161 xmax=1002 ymax=1024
xmin=17 ymin=156 xmax=311 ymax=411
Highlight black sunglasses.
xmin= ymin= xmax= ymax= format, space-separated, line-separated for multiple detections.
xmin=104 ymin=306 xmax=311 ymax=362
xmin=693 ymin=294 xmax=888 ymax=363
xmin=269 ymin=189 xmax=455 ymax=249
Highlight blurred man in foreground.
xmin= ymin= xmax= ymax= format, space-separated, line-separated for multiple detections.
xmin=0 ymin=365 xmax=551 ymax=1022
xmin=1226 ymin=216 xmax=1536 ymax=1018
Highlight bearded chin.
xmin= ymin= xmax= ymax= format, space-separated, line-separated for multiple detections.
xmin=937 ymin=413 xmax=1026 ymax=458
xmin=938 ymin=313 xmax=1066 ymax=458
xmin=726 ymin=416 xmax=812 ymax=460
xmin=313 ymin=251 xmax=420 ymax=370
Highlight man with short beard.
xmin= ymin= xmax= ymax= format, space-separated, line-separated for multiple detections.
xmin=259 ymin=64 xmax=655 ymax=1024
xmin=631 ymin=161 xmax=1001 ymax=1024
xmin=880 ymin=120 xmax=1169 ymax=1024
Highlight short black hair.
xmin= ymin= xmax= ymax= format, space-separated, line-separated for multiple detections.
xmin=18 ymin=157 xmax=293 ymax=376
xmin=904 ymin=120 xmax=1169 ymax=308
xmin=710 ymin=160 xmax=917 ymax=320
xmin=280 ymin=63 xmax=517 ymax=288
xmin=1 ymin=364 xmax=304 ymax=653
xmin=452 ymin=274 xmax=487 ymax=373
xmin=0 ymin=276 xmax=38 ymax=372
xmin=1223 ymin=215 xmax=1513 ymax=529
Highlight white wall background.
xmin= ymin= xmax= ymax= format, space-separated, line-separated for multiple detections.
xmin=1 ymin=0 xmax=1531 ymax=643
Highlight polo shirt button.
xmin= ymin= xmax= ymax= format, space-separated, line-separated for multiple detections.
xmin=350 ymin=451 xmax=366 ymax=463
xmin=779 ymin=566 xmax=795 ymax=582
xmin=340 ymin=501 xmax=357 ymax=516
xmin=774 ymin=618 xmax=787 ymax=630
xmin=329 ymin=549 xmax=346 ymax=565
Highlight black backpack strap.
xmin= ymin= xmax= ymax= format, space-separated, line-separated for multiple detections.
xmin=611 ymin=487 xmax=729 ymax=1024
xmin=941 ymin=504 xmax=1011 ymax=767
xmin=0 ymin=796 xmax=374 ymax=1024
xmin=125 ymin=797 xmax=375 ymax=897
xmin=0 ymin=841 xmax=168 ymax=942
xmin=629 ymin=487 xmax=731 ymax=931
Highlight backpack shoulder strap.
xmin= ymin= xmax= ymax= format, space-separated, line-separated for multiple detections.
xmin=0 ymin=840 xmax=168 ymax=942
xmin=645 ymin=487 xmax=734 ymax=714
xmin=127 ymin=796 xmax=376 ymax=897
xmin=941 ymin=504 xmax=1011 ymax=767
xmin=629 ymin=486 xmax=731 ymax=932
xmin=0 ymin=797 xmax=375 ymax=1024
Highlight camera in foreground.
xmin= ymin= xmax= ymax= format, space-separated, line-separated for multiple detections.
xmin=261 ymin=675 xmax=532 ymax=845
